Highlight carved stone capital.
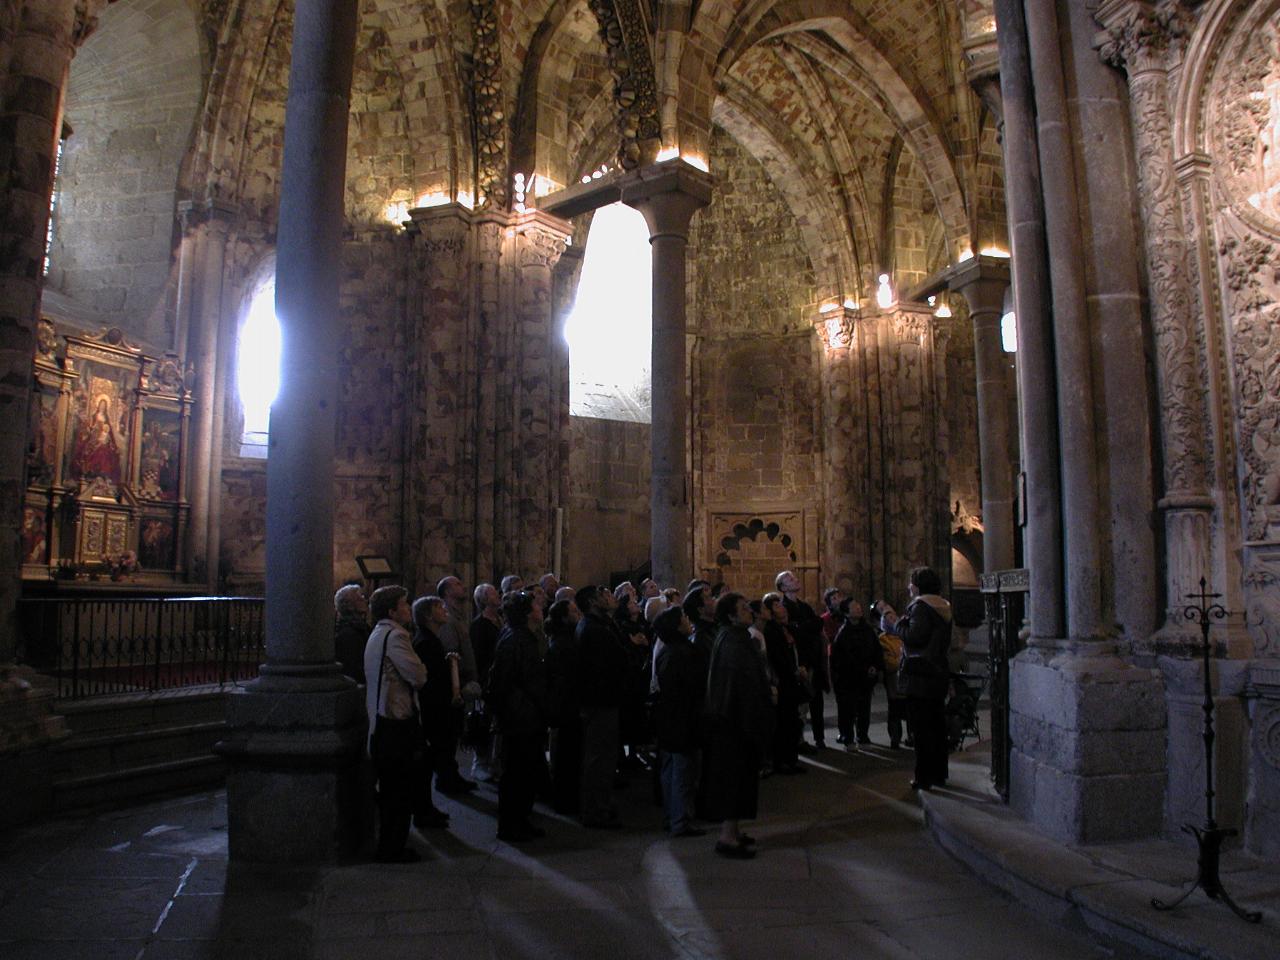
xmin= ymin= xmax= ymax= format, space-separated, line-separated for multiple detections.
xmin=1095 ymin=0 xmax=1196 ymax=74
xmin=813 ymin=308 xmax=857 ymax=350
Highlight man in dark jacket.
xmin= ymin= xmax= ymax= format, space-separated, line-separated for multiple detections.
xmin=333 ymin=584 xmax=368 ymax=684
xmin=469 ymin=582 xmax=502 ymax=783
xmin=777 ymin=570 xmax=828 ymax=750
xmin=575 ymin=584 xmax=626 ymax=828
xmin=763 ymin=592 xmax=806 ymax=774
xmin=881 ymin=566 xmax=952 ymax=791
xmin=487 ymin=590 xmax=549 ymax=841
xmin=830 ymin=599 xmax=882 ymax=749
xmin=652 ymin=606 xmax=706 ymax=837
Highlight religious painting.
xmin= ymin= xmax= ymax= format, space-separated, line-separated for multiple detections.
xmin=22 ymin=507 xmax=47 ymax=565
xmin=64 ymin=357 xmax=135 ymax=491
xmin=138 ymin=409 xmax=182 ymax=501
xmin=138 ymin=517 xmax=174 ymax=569
xmin=26 ymin=385 xmax=61 ymax=487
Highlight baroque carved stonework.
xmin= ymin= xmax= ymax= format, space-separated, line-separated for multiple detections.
xmin=1096 ymin=1 xmax=1196 ymax=73
xmin=470 ymin=0 xmax=508 ymax=210
xmin=586 ymin=0 xmax=662 ymax=170
xmin=1245 ymin=550 xmax=1280 ymax=656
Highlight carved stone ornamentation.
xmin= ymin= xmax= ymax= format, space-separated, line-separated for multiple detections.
xmin=469 ymin=0 xmax=507 ymax=211
xmin=1095 ymin=1 xmax=1196 ymax=74
xmin=35 ymin=318 xmax=57 ymax=362
xmin=585 ymin=0 xmax=662 ymax=171
xmin=1244 ymin=550 xmax=1280 ymax=657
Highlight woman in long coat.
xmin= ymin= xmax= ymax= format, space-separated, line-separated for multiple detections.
xmin=702 ymin=592 xmax=774 ymax=859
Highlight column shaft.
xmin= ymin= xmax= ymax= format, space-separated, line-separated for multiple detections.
xmin=263 ymin=0 xmax=358 ymax=674
xmin=994 ymin=0 xmax=1064 ymax=639
xmin=1025 ymin=0 xmax=1105 ymax=641
xmin=622 ymin=167 xmax=710 ymax=590
xmin=0 ymin=0 xmax=77 ymax=665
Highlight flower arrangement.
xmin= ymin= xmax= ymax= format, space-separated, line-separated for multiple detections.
xmin=107 ymin=550 xmax=139 ymax=581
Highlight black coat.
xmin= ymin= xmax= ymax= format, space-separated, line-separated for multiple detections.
xmin=487 ymin=623 xmax=548 ymax=734
xmin=470 ymin=614 xmax=501 ymax=689
xmin=764 ymin=621 xmax=804 ymax=706
xmin=334 ymin=614 xmax=368 ymax=685
xmin=704 ymin=624 xmax=774 ymax=748
xmin=653 ymin=636 xmax=701 ymax=753
xmin=577 ymin=613 xmax=627 ymax=709
xmin=892 ymin=596 xmax=952 ymax=700
xmin=412 ymin=625 xmax=453 ymax=740
xmin=784 ymin=597 xmax=828 ymax=691
xmin=830 ymin=617 xmax=882 ymax=693
xmin=545 ymin=625 xmax=582 ymax=726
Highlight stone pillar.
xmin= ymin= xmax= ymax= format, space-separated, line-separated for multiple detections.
xmin=511 ymin=211 xmax=571 ymax=578
xmin=948 ymin=258 xmax=1014 ymax=572
xmin=405 ymin=203 xmax=474 ymax=593
xmin=184 ymin=201 xmax=234 ymax=588
xmin=217 ymin=0 xmax=366 ymax=863
xmin=994 ymin=0 xmax=1064 ymax=640
xmin=814 ymin=307 xmax=864 ymax=591
xmin=622 ymin=162 xmax=711 ymax=590
xmin=0 ymin=0 xmax=83 ymax=759
xmin=1096 ymin=2 xmax=1212 ymax=646
xmin=999 ymin=0 xmax=1166 ymax=845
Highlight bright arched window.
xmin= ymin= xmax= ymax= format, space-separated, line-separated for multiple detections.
xmin=564 ymin=203 xmax=652 ymax=422
xmin=237 ymin=278 xmax=281 ymax=457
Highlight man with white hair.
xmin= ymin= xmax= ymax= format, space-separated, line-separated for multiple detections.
xmin=500 ymin=574 xmax=524 ymax=594
xmin=333 ymin=583 xmax=368 ymax=684
xmin=539 ymin=572 xmax=560 ymax=596
xmin=777 ymin=569 xmax=829 ymax=751
xmin=470 ymin=582 xmax=502 ymax=782
xmin=435 ymin=575 xmax=479 ymax=794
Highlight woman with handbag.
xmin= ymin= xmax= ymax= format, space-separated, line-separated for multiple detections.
xmin=363 ymin=586 xmax=428 ymax=863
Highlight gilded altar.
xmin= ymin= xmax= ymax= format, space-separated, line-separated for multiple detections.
xmin=23 ymin=320 xmax=193 ymax=583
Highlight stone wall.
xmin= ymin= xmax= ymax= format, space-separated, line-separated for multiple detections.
xmin=565 ymin=415 xmax=650 ymax=588
xmin=45 ymin=0 xmax=204 ymax=347
xmin=687 ymin=127 xmax=822 ymax=597
xmin=218 ymin=234 xmax=409 ymax=593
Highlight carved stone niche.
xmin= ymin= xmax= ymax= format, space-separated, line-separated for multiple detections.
xmin=702 ymin=506 xmax=819 ymax=602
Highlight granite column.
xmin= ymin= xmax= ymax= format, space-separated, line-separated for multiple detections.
xmin=622 ymin=163 xmax=711 ymax=590
xmin=948 ymin=259 xmax=1014 ymax=572
xmin=217 ymin=0 xmax=366 ymax=863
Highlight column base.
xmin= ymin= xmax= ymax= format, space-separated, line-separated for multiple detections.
xmin=1245 ymin=663 xmax=1280 ymax=860
xmin=0 ymin=664 xmax=67 ymax=827
xmin=1009 ymin=649 xmax=1166 ymax=843
xmin=216 ymin=681 xmax=370 ymax=863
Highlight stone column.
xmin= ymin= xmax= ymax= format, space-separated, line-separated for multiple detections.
xmin=183 ymin=201 xmax=234 ymax=588
xmin=813 ymin=307 xmax=863 ymax=591
xmin=511 ymin=211 xmax=571 ymax=578
xmin=217 ymin=0 xmax=365 ymax=863
xmin=0 ymin=0 xmax=82 ymax=743
xmin=622 ymin=162 xmax=711 ymax=590
xmin=948 ymin=258 xmax=1014 ymax=572
xmin=994 ymin=0 xmax=1064 ymax=640
xmin=1096 ymin=2 xmax=1211 ymax=646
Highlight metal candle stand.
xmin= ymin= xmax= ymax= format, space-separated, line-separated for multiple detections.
xmin=1151 ymin=578 xmax=1261 ymax=923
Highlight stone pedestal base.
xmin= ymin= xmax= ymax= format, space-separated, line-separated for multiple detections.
xmin=0 ymin=665 xmax=68 ymax=828
xmin=1159 ymin=656 xmax=1249 ymax=837
xmin=1246 ymin=663 xmax=1280 ymax=859
xmin=1009 ymin=649 xmax=1165 ymax=843
xmin=217 ymin=682 xmax=369 ymax=863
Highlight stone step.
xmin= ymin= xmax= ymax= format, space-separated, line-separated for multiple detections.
xmin=55 ymin=686 xmax=228 ymax=735
xmin=49 ymin=720 xmax=225 ymax=778
xmin=52 ymin=754 xmax=226 ymax=814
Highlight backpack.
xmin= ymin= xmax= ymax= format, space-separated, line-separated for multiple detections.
xmin=878 ymin=632 xmax=903 ymax=672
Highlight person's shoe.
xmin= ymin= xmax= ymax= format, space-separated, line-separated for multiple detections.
xmin=796 ymin=741 xmax=817 ymax=755
xmin=413 ymin=810 xmax=449 ymax=830
xmin=737 ymin=833 xmax=756 ymax=846
xmin=903 ymin=737 xmax=915 ymax=748
xmin=759 ymin=765 xmax=774 ymax=779
xmin=524 ymin=824 xmax=547 ymax=839
xmin=814 ymin=741 xmax=827 ymax=751
xmin=672 ymin=826 xmax=707 ymax=838
xmin=889 ymin=741 xmax=901 ymax=750
xmin=714 ymin=841 xmax=756 ymax=859
xmin=909 ymin=780 xmax=932 ymax=792
xmin=835 ymin=734 xmax=848 ymax=745
xmin=375 ymin=848 xmax=421 ymax=864
xmin=438 ymin=777 xmax=478 ymax=795
xmin=844 ymin=743 xmax=858 ymax=753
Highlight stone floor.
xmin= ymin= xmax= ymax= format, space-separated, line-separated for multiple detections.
xmin=0 ymin=704 xmax=1248 ymax=960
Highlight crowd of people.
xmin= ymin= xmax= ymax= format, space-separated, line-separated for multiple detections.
xmin=336 ymin=566 xmax=956 ymax=864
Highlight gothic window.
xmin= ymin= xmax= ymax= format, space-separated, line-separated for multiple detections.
xmin=237 ymin=279 xmax=281 ymax=458
xmin=564 ymin=202 xmax=652 ymax=422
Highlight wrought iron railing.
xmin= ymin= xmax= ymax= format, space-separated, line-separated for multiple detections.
xmin=980 ymin=568 xmax=1028 ymax=801
xmin=17 ymin=596 xmax=265 ymax=700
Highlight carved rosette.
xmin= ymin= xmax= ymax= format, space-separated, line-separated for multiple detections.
xmin=586 ymin=0 xmax=661 ymax=170
xmin=469 ymin=0 xmax=507 ymax=210
xmin=1098 ymin=1 xmax=1208 ymax=497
